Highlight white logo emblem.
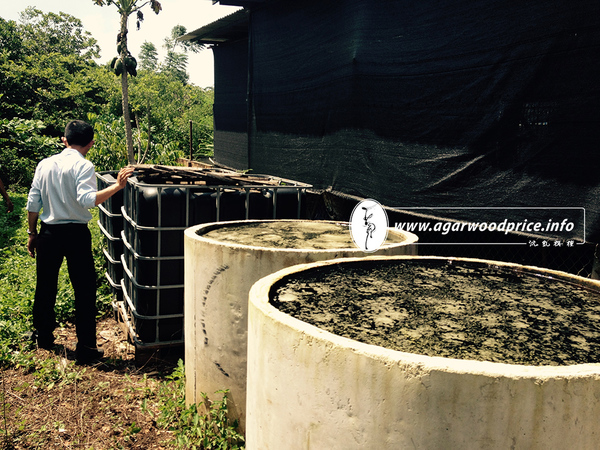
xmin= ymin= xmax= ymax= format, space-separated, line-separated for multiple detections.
xmin=349 ymin=199 xmax=389 ymax=252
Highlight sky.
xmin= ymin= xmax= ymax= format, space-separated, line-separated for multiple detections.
xmin=0 ymin=0 xmax=242 ymax=87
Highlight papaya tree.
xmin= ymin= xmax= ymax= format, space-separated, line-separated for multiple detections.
xmin=92 ymin=0 xmax=162 ymax=164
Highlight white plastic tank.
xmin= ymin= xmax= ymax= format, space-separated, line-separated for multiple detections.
xmin=183 ymin=220 xmax=418 ymax=432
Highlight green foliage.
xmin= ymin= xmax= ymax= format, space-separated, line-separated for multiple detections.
xmin=0 ymin=118 xmax=61 ymax=189
xmin=161 ymin=25 xmax=206 ymax=85
xmin=0 ymin=194 xmax=36 ymax=366
xmin=129 ymin=71 xmax=214 ymax=161
xmin=0 ymin=7 xmax=214 ymax=189
xmin=86 ymin=113 xmax=130 ymax=171
xmin=86 ymin=112 xmax=187 ymax=169
xmin=163 ymin=51 xmax=189 ymax=84
xmin=0 ymin=17 xmax=23 ymax=60
xmin=1 ymin=53 xmax=108 ymax=129
xmin=158 ymin=360 xmax=245 ymax=449
xmin=18 ymin=7 xmax=100 ymax=59
xmin=0 ymin=10 xmax=110 ymax=134
xmin=32 ymin=357 xmax=85 ymax=390
xmin=147 ymin=142 xmax=186 ymax=166
xmin=138 ymin=41 xmax=159 ymax=71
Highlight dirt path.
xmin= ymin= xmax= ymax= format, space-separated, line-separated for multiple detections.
xmin=1 ymin=317 xmax=176 ymax=449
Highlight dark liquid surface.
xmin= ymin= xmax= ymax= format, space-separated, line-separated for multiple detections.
xmin=271 ymin=260 xmax=600 ymax=366
xmin=201 ymin=221 xmax=406 ymax=250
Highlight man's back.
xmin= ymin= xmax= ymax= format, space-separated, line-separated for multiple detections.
xmin=28 ymin=148 xmax=96 ymax=224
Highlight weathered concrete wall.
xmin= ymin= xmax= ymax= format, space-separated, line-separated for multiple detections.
xmin=246 ymin=256 xmax=600 ymax=449
xmin=184 ymin=221 xmax=417 ymax=433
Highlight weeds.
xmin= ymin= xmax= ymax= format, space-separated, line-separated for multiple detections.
xmin=0 ymin=195 xmax=246 ymax=448
xmin=1 ymin=371 xmax=10 ymax=450
xmin=32 ymin=357 xmax=85 ymax=390
xmin=158 ymin=360 xmax=245 ymax=450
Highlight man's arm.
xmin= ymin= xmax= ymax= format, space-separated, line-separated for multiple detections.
xmin=27 ymin=211 xmax=39 ymax=258
xmin=94 ymin=166 xmax=135 ymax=206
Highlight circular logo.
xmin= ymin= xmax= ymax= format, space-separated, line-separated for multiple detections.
xmin=349 ymin=199 xmax=389 ymax=252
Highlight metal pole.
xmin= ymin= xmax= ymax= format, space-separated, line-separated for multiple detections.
xmin=189 ymin=120 xmax=193 ymax=166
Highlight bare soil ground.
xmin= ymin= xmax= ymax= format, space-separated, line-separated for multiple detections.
xmin=1 ymin=316 xmax=178 ymax=449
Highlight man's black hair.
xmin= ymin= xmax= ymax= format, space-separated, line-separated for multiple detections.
xmin=64 ymin=120 xmax=94 ymax=147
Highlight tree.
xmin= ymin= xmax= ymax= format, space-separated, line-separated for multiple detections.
xmin=162 ymin=25 xmax=205 ymax=84
xmin=18 ymin=7 xmax=100 ymax=59
xmin=138 ymin=41 xmax=158 ymax=71
xmin=127 ymin=70 xmax=214 ymax=161
xmin=0 ymin=11 xmax=113 ymax=134
xmin=0 ymin=17 xmax=23 ymax=61
xmin=168 ymin=24 xmax=205 ymax=55
xmin=163 ymin=51 xmax=189 ymax=84
xmin=0 ymin=118 xmax=62 ymax=188
xmin=92 ymin=0 xmax=162 ymax=165
xmin=0 ymin=8 xmax=215 ymax=188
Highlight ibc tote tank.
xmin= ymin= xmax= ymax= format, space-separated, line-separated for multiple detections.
xmin=111 ymin=165 xmax=312 ymax=362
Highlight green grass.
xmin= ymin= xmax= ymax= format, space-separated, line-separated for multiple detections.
xmin=1 ymin=193 xmax=39 ymax=366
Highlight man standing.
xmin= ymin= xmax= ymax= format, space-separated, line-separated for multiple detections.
xmin=26 ymin=120 xmax=134 ymax=364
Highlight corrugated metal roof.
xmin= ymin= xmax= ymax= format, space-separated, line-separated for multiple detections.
xmin=179 ymin=9 xmax=249 ymax=45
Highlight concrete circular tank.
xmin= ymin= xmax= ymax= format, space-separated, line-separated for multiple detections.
xmin=247 ymin=255 xmax=600 ymax=449
xmin=183 ymin=220 xmax=418 ymax=432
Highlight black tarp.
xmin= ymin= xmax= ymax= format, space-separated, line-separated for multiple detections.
xmin=213 ymin=38 xmax=249 ymax=168
xmin=214 ymin=0 xmax=600 ymax=243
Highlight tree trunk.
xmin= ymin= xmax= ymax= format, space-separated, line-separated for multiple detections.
xmin=120 ymin=12 xmax=135 ymax=165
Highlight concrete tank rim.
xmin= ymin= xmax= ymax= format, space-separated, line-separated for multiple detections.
xmin=184 ymin=219 xmax=418 ymax=253
xmin=249 ymin=254 xmax=600 ymax=378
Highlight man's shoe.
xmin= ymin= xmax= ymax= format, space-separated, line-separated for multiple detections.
xmin=29 ymin=331 xmax=55 ymax=350
xmin=76 ymin=346 xmax=104 ymax=364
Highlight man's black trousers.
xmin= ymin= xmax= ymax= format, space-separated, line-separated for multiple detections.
xmin=33 ymin=222 xmax=97 ymax=349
